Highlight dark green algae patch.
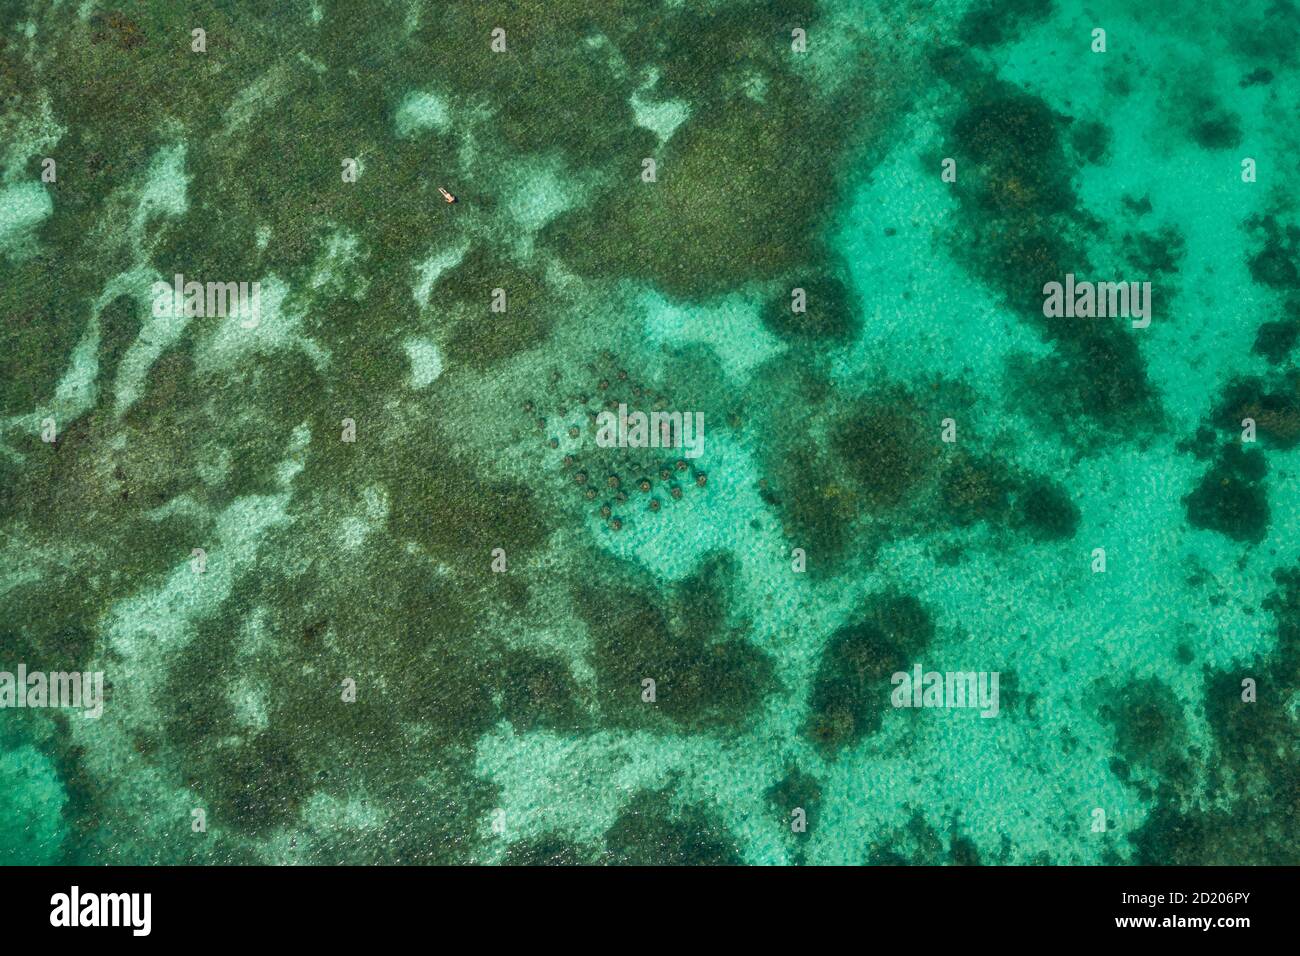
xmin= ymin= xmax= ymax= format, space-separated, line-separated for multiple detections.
xmin=1 ymin=0 xmax=870 ymax=864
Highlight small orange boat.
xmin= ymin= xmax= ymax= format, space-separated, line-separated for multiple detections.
xmin=438 ymin=186 xmax=457 ymax=204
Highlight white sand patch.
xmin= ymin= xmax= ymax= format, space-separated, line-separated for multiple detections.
xmin=395 ymin=90 xmax=452 ymax=137
xmin=404 ymin=337 xmax=444 ymax=388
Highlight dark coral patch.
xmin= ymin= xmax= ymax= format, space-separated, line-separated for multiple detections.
xmin=1212 ymin=375 xmax=1300 ymax=448
xmin=1099 ymin=678 xmax=1195 ymax=800
xmin=1190 ymin=109 xmax=1243 ymax=150
xmin=1010 ymin=477 xmax=1080 ymax=542
xmin=766 ymin=765 xmax=823 ymax=839
xmin=957 ymin=0 xmax=1053 ymax=49
xmin=1183 ymin=443 xmax=1269 ymax=543
xmin=502 ymin=837 xmax=597 ymax=866
xmin=1245 ymin=214 xmax=1300 ymax=291
xmin=1016 ymin=327 xmax=1158 ymax=433
xmin=575 ymin=553 xmax=775 ymax=731
xmin=805 ymin=593 xmax=936 ymax=752
xmin=950 ymin=87 xmax=1073 ymax=218
xmin=499 ymin=650 xmax=586 ymax=733
xmin=602 ymin=789 xmax=742 ymax=865
xmin=941 ymin=71 xmax=1158 ymax=439
xmin=939 ymin=455 xmax=1013 ymax=527
xmin=1069 ymin=118 xmax=1112 ymax=165
xmin=866 ymin=811 xmax=987 ymax=865
xmin=830 ymin=391 xmax=935 ymax=509
xmin=760 ymin=269 xmax=862 ymax=343
xmin=1122 ymin=225 xmax=1185 ymax=276
xmin=1252 ymin=311 xmax=1300 ymax=365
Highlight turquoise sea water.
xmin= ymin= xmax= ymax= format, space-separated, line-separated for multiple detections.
xmin=1 ymin=1 xmax=1298 ymax=864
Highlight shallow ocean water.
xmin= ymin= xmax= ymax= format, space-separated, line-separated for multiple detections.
xmin=0 ymin=0 xmax=1297 ymax=865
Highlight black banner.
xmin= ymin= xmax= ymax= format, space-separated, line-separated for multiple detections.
xmin=0 ymin=866 xmax=1287 ymax=941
